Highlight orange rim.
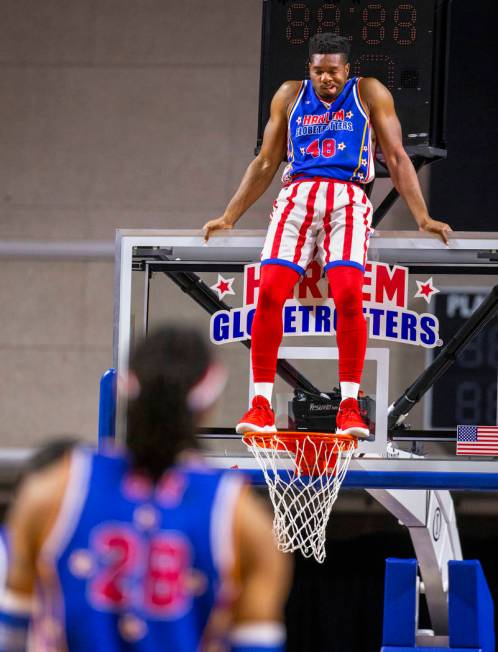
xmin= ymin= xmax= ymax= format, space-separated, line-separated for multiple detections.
xmin=243 ymin=431 xmax=357 ymax=476
xmin=242 ymin=430 xmax=357 ymax=448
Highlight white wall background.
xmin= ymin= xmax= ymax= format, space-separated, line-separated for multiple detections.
xmin=0 ymin=0 xmax=428 ymax=446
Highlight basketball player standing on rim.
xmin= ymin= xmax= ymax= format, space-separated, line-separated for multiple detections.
xmin=1 ymin=326 xmax=290 ymax=651
xmin=203 ymin=33 xmax=452 ymax=438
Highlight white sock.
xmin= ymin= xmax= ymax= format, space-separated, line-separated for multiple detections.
xmin=254 ymin=382 xmax=274 ymax=403
xmin=340 ymin=382 xmax=360 ymax=401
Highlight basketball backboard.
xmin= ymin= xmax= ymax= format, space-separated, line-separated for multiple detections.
xmin=114 ymin=228 xmax=498 ymax=491
xmin=114 ymin=228 xmax=498 ymax=631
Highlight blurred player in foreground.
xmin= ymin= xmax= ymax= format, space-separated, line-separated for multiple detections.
xmin=0 ymin=439 xmax=78 ymax=594
xmin=1 ymin=325 xmax=290 ymax=651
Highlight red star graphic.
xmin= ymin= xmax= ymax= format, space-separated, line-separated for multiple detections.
xmin=210 ymin=274 xmax=235 ymax=300
xmin=419 ymin=282 xmax=433 ymax=297
xmin=216 ymin=279 xmax=230 ymax=294
xmin=414 ymin=277 xmax=439 ymax=304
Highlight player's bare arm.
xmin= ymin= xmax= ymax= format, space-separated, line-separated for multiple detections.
xmin=203 ymin=81 xmax=301 ymax=242
xmin=0 ymin=456 xmax=69 ymax=649
xmin=5 ymin=456 xmax=69 ymax=597
xmin=360 ymin=77 xmax=452 ymax=245
xmin=232 ymin=487 xmax=291 ymax=625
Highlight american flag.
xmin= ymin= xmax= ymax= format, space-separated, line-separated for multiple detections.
xmin=456 ymin=425 xmax=498 ymax=456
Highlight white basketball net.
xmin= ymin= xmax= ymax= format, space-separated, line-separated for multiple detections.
xmin=243 ymin=433 xmax=356 ymax=563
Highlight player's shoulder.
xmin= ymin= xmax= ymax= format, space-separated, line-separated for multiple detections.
xmin=17 ymin=445 xmax=98 ymax=514
xmin=358 ymin=77 xmax=393 ymax=110
xmin=277 ymin=80 xmax=302 ymax=95
xmin=358 ymin=76 xmax=388 ymax=91
xmin=17 ymin=449 xmax=73 ymax=512
xmin=272 ymin=80 xmax=303 ymax=110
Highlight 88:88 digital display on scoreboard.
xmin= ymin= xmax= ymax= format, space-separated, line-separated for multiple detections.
xmin=257 ymin=0 xmax=450 ymax=154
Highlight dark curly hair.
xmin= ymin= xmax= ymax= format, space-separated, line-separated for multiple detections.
xmin=125 ymin=325 xmax=213 ymax=481
xmin=309 ymin=32 xmax=351 ymax=63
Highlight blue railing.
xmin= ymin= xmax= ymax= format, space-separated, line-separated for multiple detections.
xmin=98 ymin=368 xmax=117 ymax=448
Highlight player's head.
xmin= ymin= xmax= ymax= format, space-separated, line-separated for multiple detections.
xmin=308 ymin=33 xmax=351 ymax=102
xmin=124 ymin=324 xmax=226 ymax=481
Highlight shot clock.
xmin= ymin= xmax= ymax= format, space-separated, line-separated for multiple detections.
xmin=257 ymin=0 xmax=451 ymax=155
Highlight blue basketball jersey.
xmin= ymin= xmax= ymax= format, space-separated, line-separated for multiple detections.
xmin=282 ymin=77 xmax=374 ymax=185
xmin=0 ymin=526 xmax=8 ymax=592
xmin=32 ymin=448 xmax=245 ymax=652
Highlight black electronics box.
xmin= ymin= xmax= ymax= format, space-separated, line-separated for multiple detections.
xmin=288 ymin=388 xmax=375 ymax=437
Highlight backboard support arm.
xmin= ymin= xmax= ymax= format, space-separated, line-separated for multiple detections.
xmin=388 ymin=284 xmax=498 ymax=429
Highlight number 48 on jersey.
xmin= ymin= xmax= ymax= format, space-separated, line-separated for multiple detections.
xmin=306 ymin=138 xmax=336 ymax=158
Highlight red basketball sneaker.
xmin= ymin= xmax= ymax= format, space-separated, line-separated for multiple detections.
xmin=335 ymin=398 xmax=370 ymax=439
xmin=235 ymin=395 xmax=277 ymax=434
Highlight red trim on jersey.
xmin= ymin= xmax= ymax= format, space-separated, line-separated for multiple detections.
xmin=355 ymin=78 xmax=374 ymax=184
xmin=364 ymin=130 xmax=372 ymax=182
xmin=286 ymin=81 xmax=304 ymax=119
xmin=342 ymin=185 xmax=356 ymax=260
xmin=356 ymin=77 xmax=370 ymax=118
xmin=293 ymin=182 xmax=319 ymax=264
xmin=271 ymin=183 xmax=299 ymax=258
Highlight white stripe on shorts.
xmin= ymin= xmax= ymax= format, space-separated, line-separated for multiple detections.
xmin=262 ymin=179 xmax=372 ymax=273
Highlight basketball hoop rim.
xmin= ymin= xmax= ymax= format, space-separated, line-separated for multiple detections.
xmin=242 ymin=431 xmax=357 ymax=447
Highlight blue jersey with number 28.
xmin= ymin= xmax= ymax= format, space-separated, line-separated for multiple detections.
xmin=282 ymin=77 xmax=375 ymax=185
xmin=31 ymin=447 xmax=245 ymax=652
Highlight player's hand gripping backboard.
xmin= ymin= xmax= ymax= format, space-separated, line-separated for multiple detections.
xmin=418 ymin=217 xmax=453 ymax=245
xmin=203 ymin=215 xmax=234 ymax=243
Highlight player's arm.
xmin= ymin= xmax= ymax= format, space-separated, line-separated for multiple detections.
xmin=361 ymin=77 xmax=452 ymax=245
xmin=0 ymin=458 xmax=69 ymax=651
xmin=229 ymin=487 xmax=292 ymax=652
xmin=203 ymin=82 xmax=300 ymax=242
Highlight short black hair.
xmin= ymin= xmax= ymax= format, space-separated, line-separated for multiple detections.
xmin=309 ymin=33 xmax=351 ymax=63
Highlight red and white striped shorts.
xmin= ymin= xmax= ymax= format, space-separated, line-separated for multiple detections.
xmin=261 ymin=178 xmax=373 ymax=274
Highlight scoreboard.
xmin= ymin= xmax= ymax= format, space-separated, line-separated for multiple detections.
xmin=257 ymin=0 xmax=451 ymax=153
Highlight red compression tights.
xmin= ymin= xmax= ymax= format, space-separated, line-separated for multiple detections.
xmin=326 ymin=265 xmax=366 ymax=384
xmin=251 ymin=263 xmax=366 ymax=385
xmin=251 ymin=264 xmax=300 ymax=383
